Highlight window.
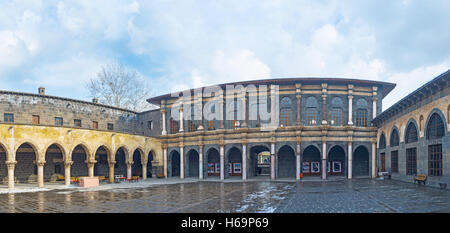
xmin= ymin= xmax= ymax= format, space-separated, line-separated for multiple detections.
xmin=305 ymin=108 xmax=319 ymax=126
xmin=4 ymin=113 xmax=13 ymax=123
xmin=107 ymin=123 xmax=114 ymax=130
xmin=428 ymin=144 xmax=442 ymax=176
xmin=391 ymin=151 xmax=398 ymax=173
xmin=205 ymin=120 xmax=216 ymax=130
xmin=380 ymin=153 xmax=386 ymax=172
xmin=170 ymin=118 xmax=179 ymax=133
xmin=280 ymin=108 xmax=293 ymax=127
xmin=32 ymin=115 xmax=40 ymax=124
xmin=355 ymin=109 xmax=368 ymax=127
xmin=188 ymin=120 xmax=196 ymax=132
xmin=147 ymin=121 xmax=153 ymax=130
xmin=379 ymin=134 xmax=386 ymax=149
xmin=55 ymin=117 xmax=63 ymax=126
xmin=74 ymin=119 xmax=82 ymax=127
xmin=406 ymin=148 xmax=417 ymax=175
xmin=390 ymin=129 xmax=399 ymax=147
xmin=405 ymin=122 xmax=418 ymax=143
xmin=330 ymin=108 xmax=343 ymax=126
xmin=92 ymin=121 xmax=98 ymax=129
xmin=426 ymin=113 xmax=445 ymax=140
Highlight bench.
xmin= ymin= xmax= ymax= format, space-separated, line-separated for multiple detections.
xmin=98 ymin=176 xmax=107 ymax=183
xmin=378 ymin=172 xmax=391 ymax=179
xmin=128 ymin=176 xmax=139 ymax=182
xmin=156 ymin=173 xmax=165 ymax=178
xmin=414 ymin=174 xmax=427 ymax=185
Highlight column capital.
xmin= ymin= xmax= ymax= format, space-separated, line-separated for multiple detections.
xmin=64 ymin=161 xmax=74 ymax=167
xmin=372 ymin=96 xmax=378 ymax=101
xmin=36 ymin=160 xmax=46 ymax=166
xmin=348 ymin=94 xmax=353 ymax=99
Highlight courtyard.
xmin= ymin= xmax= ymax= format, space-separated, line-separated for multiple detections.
xmin=0 ymin=178 xmax=449 ymax=213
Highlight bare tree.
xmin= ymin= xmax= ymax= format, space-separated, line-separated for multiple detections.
xmin=86 ymin=61 xmax=156 ymax=112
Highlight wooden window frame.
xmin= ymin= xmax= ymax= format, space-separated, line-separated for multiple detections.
xmin=406 ymin=148 xmax=417 ymax=176
xmin=428 ymin=144 xmax=442 ymax=177
xmin=391 ymin=150 xmax=398 ymax=173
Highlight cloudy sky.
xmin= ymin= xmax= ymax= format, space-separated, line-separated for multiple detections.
xmin=1 ymin=0 xmax=449 ymax=110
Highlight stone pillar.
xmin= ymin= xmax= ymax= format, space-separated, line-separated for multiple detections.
xmin=220 ymin=144 xmax=225 ymax=180
xmin=372 ymin=142 xmax=376 ymax=178
xmin=142 ymin=161 xmax=147 ymax=180
xmin=64 ymin=161 xmax=73 ymax=186
xmin=180 ymin=146 xmax=184 ymax=179
xmin=322 ymin=142 xmax=327 ymax=180
xmin=322 ymin=84 xmax=328 ymax=125
xmin=87 ymin=160 xmax=96 ymax=177
xmin=161 ymin=109 xmax=167 ymax=135
xmin=348 ymin=85 xmax=354 ymax=125
xmin=372 ymin=86 xmax=378 ymax=119
xmin=36 ymin=160 xmax=45 ymax=188
xmin=196 ymin=90 xmax=204 ymax=131
xmin=220 ymin=93 xmax=225 ymax=129
xmin=6 ymin=161 xmax=17 ymax=189
xmin=163 ymin=146 xmax=168 ymax=178
xmin=127 ymin=162 xmax=132 ymax=180
xmin=109 ymin=161 xmax=115 ymax=183
xmin=296 ymin=143 xmax=301 ymax=180
xmin=199 ymin=145 xmax=204 ymax=179
xmin=270 ymin=87 xmax=276 ymax=128
xmin=271 ymin=143 xmax=275 ymax=180
xmin=348 ymin=142 xmax=352 ymax=179
xmin=179 ymin=105 xmax=184 ymax=132
xmin=242 ymin=143 xmax=247 ymax=180
xmin=296 ymin=83 xmax=302 ymax=125
xmin=241 ymin=95 xmax=248 ymax=127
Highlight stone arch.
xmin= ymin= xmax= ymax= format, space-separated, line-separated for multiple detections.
xmin=15 ymin=142 xmax=39 ymax=183
xmin=249 ymin=144 xmax=271 ymax=178
xmin=206 ymin=147 xmax=220 ymax=177
xmin=405 ymin=119 xmax=419 ymax=144
xmin=327 ymin=145 xmax=345 ymax=176
xmin=425 ymin=108 xmax=447 ymax=139
xmin=43 ymin=142 xmax=67 ymax=162
xmin=0 ymin=142 xmax=8 ymax=182
xmin=277 ymin=145 xmax=296 ymax=178
xmin=353 ymin=145 xmax=369 ymax=177
xmin=226 ymin=146 xmax=242 ymax=177
xmin=114 ymin=146 xmax=128 ymax=177
xmin=43 ymin=143 xmax=66 ymax=181
xmin=94 ymin=145 xmax=111 ymax=177
xmin=302 ymin=145 xmax=321 ymax=176
xmin=390 ymin=126 xmax=400 ymax=147
xmin=14 ymin=140 xmax=40 ymax=160
xmin=378 ymin=132 xmax=386 ymax=149
xmin=114 ymin=145 xmax=131 ymax=164
xmin=70 ymin=144 xmax=89 ymax=177
xmin=131 ymin=148 xmax=143 ymax=177
xmin=185 ymin=148 xmax=199 ymax=178
xmin=146 ymin=149 xmax=155 ymax=178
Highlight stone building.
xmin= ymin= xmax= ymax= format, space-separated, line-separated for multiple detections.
xmin=373 ymin=70 xmax=450 ymax=188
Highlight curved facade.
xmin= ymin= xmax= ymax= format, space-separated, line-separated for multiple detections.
xmin=148 ymin=77 xmax=395 ymax=181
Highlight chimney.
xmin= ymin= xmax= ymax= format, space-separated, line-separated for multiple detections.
xmin=38 ymin=87 xmax=45 ymax=95
xmin=92 ymin=97 xmax=99 ymax=104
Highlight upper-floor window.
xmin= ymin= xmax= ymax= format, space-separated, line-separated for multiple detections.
xmin=188 ymin=120 xmax=196 ymax=132
xmin=330 ymin=108 xmax=343 ymax=126
xmin=390 ymin=129 xmax=399 ymax=147
xmin=107 ymin=123 xmax=114 ymax=131
xmin=32 ymin=115 xmax=40 ymax=125
xmin=405 ymin=122 xmax=418 ymax=143
xmin=74 ymin=119 xmax=82 ymax=127
xmin=379 ymin=133 xmax=386 ymax=149
xmin=147 ymin=121 xmax=153 ymax=130
xmin=170 ymin=118 xmax=179 ymax=134
xmin=280 ymin=108 xmax=293 ymax=127
xmin=426 ymin=113 xmax=445 ymax=140
xmin=355 ymin=109 xmax=368 ymax=127
xmin=205 ymin=120 xmax=216 ymax=130
xmin=54 ymin=117 xmax=63 ymax=126
xmin=305 ymin=108 xmax=319 ymax=126
xmin=4 ymin=113 xmax=13 ymax=123
xmin=92 ymin=121 xmax=98 ymax=129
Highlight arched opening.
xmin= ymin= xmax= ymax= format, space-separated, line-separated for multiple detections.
xmin=114 ymin=147 xmax=127 ymax=177
xmin=249 ymin=145 xmax=271 ymax=178
xmin=147 ymin=151 xmax=154 ymax=178
xmin=0 ymin=144 xmax=8 ymax=185
xmin=277 ymin=145 xmax=296 ymax=178
xmin=94 ymin=146 xmax=109 ymax=178
xmin=132 ymin=149 xmax=142 ymax=177
xmin=390 ymin=128 xmax=399 ymax=147
xmin=405 ymin=122 xmax=418 ymax=143
xmin=426 ymin=112 xmax=445 ymax=177
xmin=206 ymin=148 xmax=220 ymax=177
xmin=353 ymin=146 xmax=369 ymax=177
xmin=302 ymin=145 xmax=321 ymax=176
xmin=15 ymin=143 xmax=38 ymax=183
xmin=44 ymin=144 xmax=64 ymax=182
xmin=227 ymin=147 xmax=242 ymax=177
xmin=426 ymin=113 xmax=445 ymax=140
xmin=328 ymin=145 xmax=345 ymax=176
xmin=170 ymin=150 xmax=180 ymax=177
xmin=379 ymin=133 xmax=386 ymax=149
xmin=71 ymin=145 xmax=88 ymax=177
xmin=186 ymin=149 xmax=199 ymax=177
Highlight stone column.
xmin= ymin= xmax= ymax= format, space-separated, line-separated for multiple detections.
xmin=220 ymin=144 xmax=225 ymax=180
xmin=196 ymin=89 xmax=204 ymax=130
xmin=163 ymin=146 xmax=168 ymax=178
xmin=161 ymin=109 xmax=167 ymax=135
xmin=271 ymin=143 xmax=275 ymax=180
xmin=64 ymin=161 xmax=73 ymax=186
xmin=87 ymin=160 xmax=96 ymax=177
xmin=321 ymin=83 xmax=328 ymax=125
xmin=37 ymin=160 xmax=45 ymax=188
xmin=127 ymin=162 xmax=132 ymax=180
xmin=348 ymin=142 xmax=352 ymax=179
xmin=179 ymin=105 xmax=184 ymax=132
xmin=242 ymin=143 xmax=247 ymax=180
xmin=296 ymin=143 xmax=301 ymax=180
xmin=296 ymin=83 xmax=302 ymax=125
xmin=372 ymin=86 xmax=378 ymax=119
xmin=372 ymin=142 xmax=376 ymax=178
xmin=6 ymin=161 xmax=17 ymax=189
xmin=108 ymin=161 xmax=116 ymax=183
xmin=322 ymin=142 xmax=327 ymax=180
xmin=142 ymin=161 xmax=147 ymax=180
xmin=180 ymin=146 xmax=184 ymax=179
xmin=348 ymin=84 xmax=354 ymax=125
xmin=241 ymin=94 xmax=248 ymax=127
xmin=220 ymin=93 xmax=225 ymax=129
xmin=199 ymin=145 xmax=204 ymax=179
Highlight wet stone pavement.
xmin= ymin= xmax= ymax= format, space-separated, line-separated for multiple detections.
xmin=0 ymin=179 xmax=449 ymax=213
